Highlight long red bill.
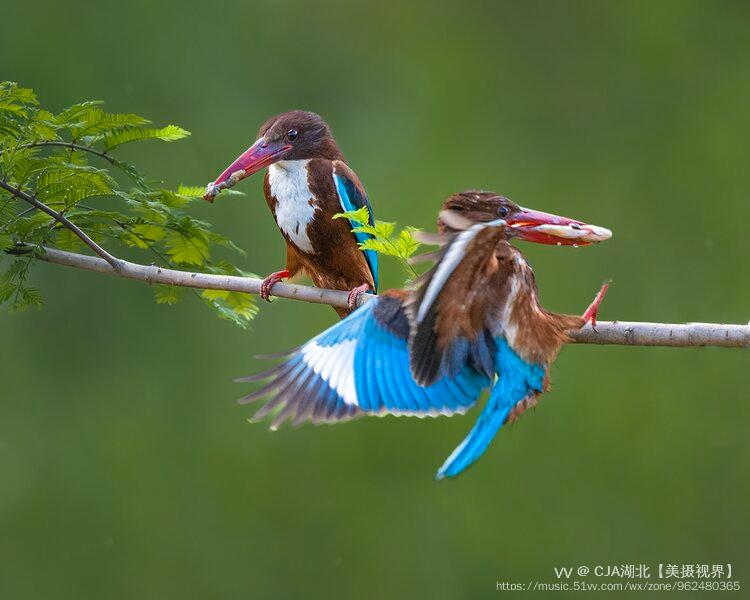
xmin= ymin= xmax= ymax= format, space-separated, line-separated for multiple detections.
xmin=507 ymin=206 xmax=612 ymax=245
xmin=203 ymin=138 xmax=292 ymax=202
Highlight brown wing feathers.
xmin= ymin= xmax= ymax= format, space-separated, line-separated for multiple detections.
xmin=408 ymin=220 xmax=509 ymax=386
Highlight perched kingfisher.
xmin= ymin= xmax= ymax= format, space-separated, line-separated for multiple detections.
xmin=238 ymin=191 xmax=611 ymax=479
xmin=204 ymin=110 xmax=377 ymax=317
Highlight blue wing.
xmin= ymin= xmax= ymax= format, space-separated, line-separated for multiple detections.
xmin=436 ymin=338 xmax=547 ymax=479
xmin=239 ymin=295 xmax=491 ymax=429
xmin=353 ymin=297 xmax=490 ymax=416
xmin=332 ymin=163 xmax=378 ymax=291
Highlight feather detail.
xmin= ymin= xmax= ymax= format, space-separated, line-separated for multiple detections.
xmin=407 ymin=220 xmax=510 ymax=386
xmin=437 ymin=338 xmax=545 ymax=479
xmin=332 ymin=161 xmax=378 ymax=291
xmin=241 ymin=298 xmax=491 ymax=428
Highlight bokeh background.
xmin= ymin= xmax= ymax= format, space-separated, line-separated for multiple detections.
xmin=1 ymin=1 xmax=748 ymax=598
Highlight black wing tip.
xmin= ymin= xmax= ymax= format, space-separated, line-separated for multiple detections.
xmin=234 ymin=348 xmax=302 ymax=383
xmin=234 ymin=373 xmax=270 ymax=383
xmin=253 ymin=347 xmax=299 ymax=361
xmin=237 ymin=386 xmax=276 ymax=404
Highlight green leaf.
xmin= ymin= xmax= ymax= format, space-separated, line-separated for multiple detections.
xmin=203 ymin=291 xmax=258 ymax=329
xmin=0 ymin=258 xmax=43 ymax=311
xmin=164 ymin=228 xmax=210 ymax=266
xmin=111 ymin=159 xmax=148 ymax=188
xmin=154 ymin=284 xmax=185 ymax=305
xmin=0 ymin=147 xmax=40 ymax=182
xmin=19 ymin=286 xmax=44 ymax=309
xmin=208 ymin=231 xmax=246 ymax=256
xmin=130 ymin=223 xmax=167 ymax=243
xmin=0 ymin=233 xmax=13 ymax=251
xmin=152 ymin=188 xmax=192 ymax=208
xmin=395 ymin=226 xmax=421 ymax=259
xmin=53 ymin=100 xmax=104 ymax=128
xmin=36 ymin=165 xmax=114 ymax=207
xmin=175 ymin=184 xmax=245 ymax=200
xmin=28 ymin=109 xmax=61 ymax=140
xmin=0 ymin=82 xmax=38 ymax=106
xmin=334 ymin=208 xmax=421 ymax=280
xmin=103 ymin=125 xmax=190 ymax=150
xmin=333 ymin=206 xmax=371 ymax=226
xmin=53 ymin=228 xmax=87 ymax=251
xmin=177 ymin=185 xmax=205 ymax=198
xmin=13 ymin=212 xmax=54 ymax=238
xmin=69 ymin=107 xmax=150 ymax=139
xmin=0 ymin=98 xmax=28 ymax=117
xmin=200 ymin=262 xmax=259 ymax=328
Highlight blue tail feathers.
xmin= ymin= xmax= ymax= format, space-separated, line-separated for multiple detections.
xmin=436 ymin=397 xmax=514 ymax=479
xmin=436 ymin=339 xmax=546 ymax=479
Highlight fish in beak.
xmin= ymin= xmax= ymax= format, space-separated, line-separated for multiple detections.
xmin=506 ymin=206 xmax=612 ymax=245
xmin=203 ymin=138 xmax=293 ymax=202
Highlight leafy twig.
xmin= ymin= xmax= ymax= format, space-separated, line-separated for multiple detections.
xmin=333 ymin=206 xmax=422 ymax=280
xmin=0 ymin=179 xmax=122 ymax=270
xmin=18 ymin=140 xmax=117 ymax=165
xmin=0 ymin=82 xmax=251 ymax=323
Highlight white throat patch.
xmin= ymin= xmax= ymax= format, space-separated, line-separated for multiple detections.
xmin=268 ymin=160 xmax=319 ymax=254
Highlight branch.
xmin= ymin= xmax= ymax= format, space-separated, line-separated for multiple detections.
xmin=23 ymin=245 xmax=749 ymax=348
xmin=18 ymin=140 xmax=117 ymax=165
xmin=570 ymin=321 xmax=749 ymax=347
xmin=0 ymin=180 xmax=123 ymax=271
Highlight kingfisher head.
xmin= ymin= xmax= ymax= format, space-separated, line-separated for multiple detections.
xmin=438 ymin=190 xmax=611 ymax=245
xmin=204 ymin=110 xmax=343 ymax=201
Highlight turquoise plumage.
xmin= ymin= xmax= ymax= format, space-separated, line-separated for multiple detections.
xmin=333 ymin=171 xmax=378 ymax=291
xmin=240 ymin=193 xmax=609 ymax=478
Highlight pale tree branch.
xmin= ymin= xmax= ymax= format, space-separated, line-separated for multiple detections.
xmin=18 ymin=245 xmax=749 ymax=348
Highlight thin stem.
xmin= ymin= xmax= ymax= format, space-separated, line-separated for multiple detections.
xmin=11 ymin=220 xmax=57 ymax=308
xmin=0 ymin=180 xmax=123 ymax=271
xmin=18 ymin=140 xmax=117 ymax=165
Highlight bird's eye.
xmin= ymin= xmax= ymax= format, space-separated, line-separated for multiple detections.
xmin=498 ymin=205 xmax=510 ymax=218
xmin=286 ymin=129 xmax=298 ymax=141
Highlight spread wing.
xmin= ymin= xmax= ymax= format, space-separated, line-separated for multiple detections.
xmin=238 ymin=295 xmax=491 ymax=429
xmin=332 ymin=161 xmax=379 ymax=291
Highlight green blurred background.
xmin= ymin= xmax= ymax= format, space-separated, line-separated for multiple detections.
xmin=1 ymin=1 xmax=748 ymax=598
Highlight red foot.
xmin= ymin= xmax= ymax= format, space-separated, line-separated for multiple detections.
xmin=347 ymin=283 xmax=371 ymax=310
xmin=260 ymin=270 xmax=290 ymax=302
xmin=582 ymin=282 xmax=610 ymax=328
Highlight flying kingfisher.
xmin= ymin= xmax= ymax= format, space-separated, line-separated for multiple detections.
xmin=204 ymin=110 xmax=376 ymax=317
xmin=238 ymin=191 xmax=611 ymax=479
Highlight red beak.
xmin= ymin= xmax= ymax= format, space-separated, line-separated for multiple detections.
xmin=203 ymin=138 xmax=292 ymax=202
xmin=506 ymin=206 xmax=612 ymax=245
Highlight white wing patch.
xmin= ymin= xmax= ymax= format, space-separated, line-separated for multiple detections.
xmin=416 ymin=217 xmax=511 ymax=324
xmin=416 ymin=223 xmax=484 ymax=323
xmin=268 ymin=160 xmax=319 ymax=254
xmin=301 ymin=339 xmax=359 ymax=406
